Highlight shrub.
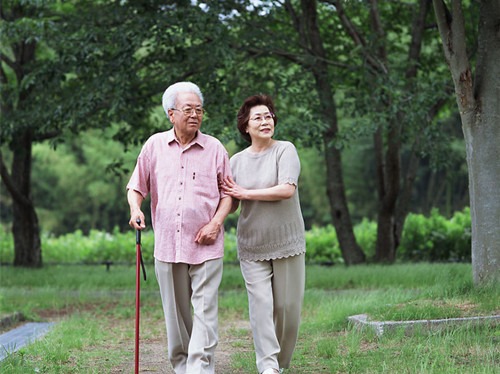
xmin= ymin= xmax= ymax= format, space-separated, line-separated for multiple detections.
xmin=0 ymin=226 xmax=14 ymax=263
xmin=0 ymin=208 xmax=472 ymax=265
xmin=305 ymin=225 xmax=343 ymax=265
xmin=399 ymin=208 xmax=471 ymax=262
xmin=223 ymin=227 xmax=238 ymax=264
xmin=354 ymin=218 xmax=377 ymax=259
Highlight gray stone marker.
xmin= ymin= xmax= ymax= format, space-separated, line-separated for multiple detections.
xmin=0 ymin=322 xmax=55 ymax=361
xmin=347 ymin=313 xmax=500 ymax=337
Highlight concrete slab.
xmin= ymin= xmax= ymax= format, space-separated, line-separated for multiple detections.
xmin=0 ymin=322 xmax=55 ymax=361
xmin=347 ymin=313 xmax=500 ymax=337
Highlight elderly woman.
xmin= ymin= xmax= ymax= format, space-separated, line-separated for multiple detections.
xmin=222 ymin=94 xmax=306 ymax=374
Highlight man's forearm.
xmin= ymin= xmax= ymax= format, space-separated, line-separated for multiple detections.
xmin=211 ymin=196 xmax=233 ymax=228
xmin=127 ymin=189 xmax=144 ymax=212
xmin=127 ymin=189 xmax=145 ymax=229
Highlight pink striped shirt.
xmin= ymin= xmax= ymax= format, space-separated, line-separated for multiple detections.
xmin=127 ymin=129 xmax=232 ymax=264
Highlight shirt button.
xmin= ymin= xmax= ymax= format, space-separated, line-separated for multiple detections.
xmin=179 ymin=197 xmax=181 ymax=200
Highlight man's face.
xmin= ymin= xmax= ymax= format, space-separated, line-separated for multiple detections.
xmin=168 ymin=92 xmax=204 ymax=137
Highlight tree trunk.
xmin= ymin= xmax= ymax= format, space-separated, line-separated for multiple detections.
xmin=433 ymin=0 xmax=500 ymax=284
xmin=0 ymin=131 xmax=42 ymax=268
xmin=395 ymin=144 xmax=420 ymax=247
xmin=323 ymin=130 xmax=366 ymax=265
xmin=374 ymin=121 xmax=402 ymax=263
xmin=0 ymin=9 xmax=41 ymax=267
xmin=300 ymin=0 xmax=365 ymax=264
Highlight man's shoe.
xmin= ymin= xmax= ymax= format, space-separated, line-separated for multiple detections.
xmin=262 ymin=369 xmax=280 ymax=374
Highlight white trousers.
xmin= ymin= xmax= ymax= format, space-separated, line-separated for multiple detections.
xmin=155 ymin=258 xmax=223 ymax=374
xmin=240 ymin=253 xmax=305 ymax=373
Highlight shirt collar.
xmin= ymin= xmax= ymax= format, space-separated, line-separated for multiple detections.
xmin=166 ymin=128 xmax=206 ymax=149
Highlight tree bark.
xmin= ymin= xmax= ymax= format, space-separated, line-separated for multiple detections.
xmin=433 ymin=0 xmax=500 ymax=284
xmin=0 ymin=4 xmax=42 ymax=267
xmin=322 ymin=97 xmax=366 ymax=265
xmin=300 ymin=0 xmax=366 ymax=264
xmin=12 ymin=133 xmax=42 ymax=267
xmin=0 ymin=133 xmax=42 ymax=267
xmin=374 ymin=119 xmax=402 ymax=263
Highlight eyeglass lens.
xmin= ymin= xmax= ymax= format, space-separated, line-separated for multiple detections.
xmin=179 ymin=107 xmax=204 ymax=115
xmin=250 ymin=114 xmax=274 ymax=122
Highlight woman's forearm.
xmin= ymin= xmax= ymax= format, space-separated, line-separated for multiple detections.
xmin=245 ymin=183 xmax=296 ymax=201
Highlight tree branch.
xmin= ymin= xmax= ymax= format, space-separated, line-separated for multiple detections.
xmin=369 ymin=0 xmax=387 ymax=62
xmin=0 ymin=52 xmax=16 ymax=71
xmin=406 ymin=0 xmax=432 ymax=78
xmin=327 ymin=0 xmax=388 ymax=74
xmin=284 ymin=0 xmax=308 ymax=49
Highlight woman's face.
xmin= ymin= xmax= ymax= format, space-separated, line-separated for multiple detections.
xmin=246 ymin=105 xmax=275 ymax=142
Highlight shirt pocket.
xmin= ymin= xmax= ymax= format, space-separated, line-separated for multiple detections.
xmin=191 ymin=170 xmax=219 ymax=200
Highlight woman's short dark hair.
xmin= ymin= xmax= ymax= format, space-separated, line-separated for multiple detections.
xmin=237 ymin=94 xmax=278 ymax=143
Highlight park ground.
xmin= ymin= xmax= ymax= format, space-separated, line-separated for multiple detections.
xmin=0 ymin=263 xmax=498 ymax=373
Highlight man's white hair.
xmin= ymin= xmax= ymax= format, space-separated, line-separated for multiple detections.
xmin=162 ymin=82 xmax=204 ymax=120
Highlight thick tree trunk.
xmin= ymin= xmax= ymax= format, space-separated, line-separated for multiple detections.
xmin=433 ymin=0 xmax=500 ymax=284
xmin=2 ymin=131 xmax=42 ymax=267
xmin=466 ymin=108 xmax=500 ymax=284
xmin=467 ymin=0 xmax=500 ymax=284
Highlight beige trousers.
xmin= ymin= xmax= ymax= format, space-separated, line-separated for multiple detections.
xmin=155 ymin=258 xmax=223 ymax=374
xmin=240 ymin=253 xmax=305 ymax=373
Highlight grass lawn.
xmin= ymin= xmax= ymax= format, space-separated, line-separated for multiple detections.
xmin=0 ymin=263 xmax=498 ymax=373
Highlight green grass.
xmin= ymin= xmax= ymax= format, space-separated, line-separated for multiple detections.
xmin=0 ymin=263 xmax=498 ymax=373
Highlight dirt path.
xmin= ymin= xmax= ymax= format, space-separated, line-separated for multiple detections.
xmin=114 ymin=319 xmax=253 ymax=374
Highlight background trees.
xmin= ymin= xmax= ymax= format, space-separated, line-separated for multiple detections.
xmin=220 ymin=0 xmax=463 ymax=264
xmin=1 ymin=0 xmax=494 ymax=283
xmin=1 ymin=0 xmax=233 ymax=267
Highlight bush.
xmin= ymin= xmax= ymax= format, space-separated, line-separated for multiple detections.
xmin=354 ymin=218 xmax=377 ymax=259
xmin=0 ymin=208 xmax=472 ymax=265
xmin=399 ymin=208 xmax=471 ymax=262
xmin=223 ymin=227 xmax=238 ymax=263
xmin=0 ymin=226 xmax=14 ymax=263
xmin=305 ymin=225 xmax=343 ymax=265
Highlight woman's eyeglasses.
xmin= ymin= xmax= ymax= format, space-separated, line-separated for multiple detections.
xmin=249 ymin=113 xmax=275 ymax=122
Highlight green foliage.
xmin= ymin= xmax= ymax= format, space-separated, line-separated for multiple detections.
xmin=297 ymin=147 xmax=331 ymax=228
xmin=224 ymin=227 xmax=238 ymax=264
xmin=32 ymin=126 xmax=141 ymax=235
xmin=353 ymin=218 xmax=377 ymax=258
xmin=304 ymin=225 xmax=342 ymax=265
xmin=0 ymin=208 xmax=472 ymax=265
xmin=399 ymin=208 xmax=472 ymax=262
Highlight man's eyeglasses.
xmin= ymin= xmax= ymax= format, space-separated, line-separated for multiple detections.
xmin=249 ymin=113 xmax=275 ymax=122
xmin=171 ymin=107 xmax=206 ymax=116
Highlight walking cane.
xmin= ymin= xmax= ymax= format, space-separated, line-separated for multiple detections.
xmin=135 ymin=218 xmax=147 ymax=374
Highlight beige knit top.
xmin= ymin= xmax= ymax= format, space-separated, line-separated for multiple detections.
xmin=230 ymin=140 xmax=306 ymax=261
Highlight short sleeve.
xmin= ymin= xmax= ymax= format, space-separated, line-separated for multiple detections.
xmin=126 ymin=143 xmax=151 ymax=199
xmin=277 ymin=142 xmax=301 ymax=186
xmin=217 ymin=146 xmax=233 ymax=199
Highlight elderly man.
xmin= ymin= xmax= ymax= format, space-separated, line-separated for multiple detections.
xmin=127 ymin=82 xmax=233 ymax=374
